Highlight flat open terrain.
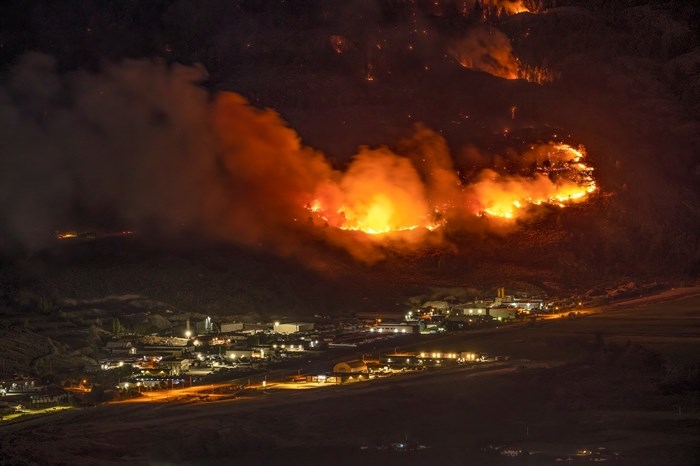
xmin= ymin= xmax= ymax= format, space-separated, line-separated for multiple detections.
xmin=1 ymin=290 xmax=699 ymax=465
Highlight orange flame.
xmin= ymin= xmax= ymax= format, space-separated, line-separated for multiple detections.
xmin=306 ymin=141 xmax=597 ymax=235
xmin=472 ymin=143 xmax=597 ymax=220
xmin=483 ymin=0 xmax=530 ymax=16
xmin=450 ymin=26 xmax=556 ymax=84
xmin=308 ymin=148 xmax=444 ymax=236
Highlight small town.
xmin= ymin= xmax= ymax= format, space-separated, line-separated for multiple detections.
xmin=1 ymin=288 xmax=572 ymax=401
xmin=1 ymin=282 xmax=637 ymax=463
xmin=1 ymin=284 xmax=612 ymax=411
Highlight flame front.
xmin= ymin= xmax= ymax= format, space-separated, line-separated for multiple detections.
xmin=450 ymin=25 xmax=557 ymax=85
xmin=308 ymin=148 xmax=444 ymax=236
xmin=483 ymin=0 xmax=530 ymax=16
xmin=306 ymin=140 xmax=597 ymax=236
xmin=473 ymin=143 xmax=597 ymax=220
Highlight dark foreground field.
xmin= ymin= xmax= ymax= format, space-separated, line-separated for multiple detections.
xmin=1 ymin=292 xmax=699 ymax=466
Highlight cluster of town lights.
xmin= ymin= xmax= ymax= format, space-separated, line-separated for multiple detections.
xmin=370 ymin=327 xmax=408 ymax=333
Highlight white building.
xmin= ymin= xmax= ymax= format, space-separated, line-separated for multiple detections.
xmin=225 ymin=347 xmax=269 ymax=360
xmin=488 ymin=307 xmax=519 ymax=320
xmin=220 ymin=321 xmax=244 ymax=333
xmin=106 ymin=341 xmax=136 ymax=355
xmin=370 ymin=323 xmax=416 ymax=334
xmin=273 ymin=322 xmax=314 ymax=334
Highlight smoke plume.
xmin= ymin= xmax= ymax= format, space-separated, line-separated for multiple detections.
xmin=449 ymin=25 xmax=521 ymax=80
xmin=0 ymin=53 xmax=596 ymax=263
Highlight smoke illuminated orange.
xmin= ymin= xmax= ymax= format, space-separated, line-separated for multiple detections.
xmin=307 ymin=148 xmax=445 ymax=236
xmin=473 ymin=143 xmax=597 ymax=220
xmin=306 ymin=141 xmax=597 ymax=236
xmin=483 ymin=0 xmax=530 ymax=16
xmin=450 ymin=25 xmax=556 ymax=84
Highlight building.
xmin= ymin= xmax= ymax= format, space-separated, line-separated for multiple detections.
xmin=510 ymin=297 xmax=545 ymax=312
xmin=416 ymin=351 xmax=461 ymax=361
xmin=0 ymin=377 xmax=43 ymax=394
xmin=227 ymin=334 xmax=249 ymax=343
xmin=241 ymin=323 xmax=272 ymax=334
xmin=139 ymin=345 xmax=189 ymax=358
xmin=380 ymin=353 xmax=421 ymax=368
xmin=271 ymin=342 xmax=305 ymax=352
xmin=460 ymin=351 xmax=480 ymax=362
xmin=225 ymin=349 xmax=256 ymax=360
xmin=452 ymin=304 xmax=489 ymax=317
xmin=445 ymin=315 xmax=490 ymax=331
xmin=488 ymin=307 xmax=519 ymax=320
xmin=224 ymin=347 xmax=270 ymax=360
xmin=158 ymin=358 xmax=192 ymax=376
xmin=273 ymin=322 xmax=314 ymax=334
xmin=105 ymin=341 xmax=136 ymax=355
xmin=306 ymin=374 xmax=342 ymax=384
xmin=370 ymin=323 xmax=417 ymax=334
xmin=220 ymin=321 xmax=244 ymax=333
xmin=333 ymin=360 xmax=368 ymax=373
xmin=194 ymin=316 xmax=215 ymax=334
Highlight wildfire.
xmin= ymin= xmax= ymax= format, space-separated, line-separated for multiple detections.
xmin=483 ymin=0 xmax=530 ymax=16
xmin=56 ymin=231 xmax=78 ymax=239
xmin=306 ymin=140 xmax=597 ymax=236
xmin=329 ymin=35 xmax=352 ymax=55
xmin=450 ymin=26 xmax=557 ymax=84
xmin=309 ymin=198 xmax=443 ymax=236
xmin=307 ymin=149 xmax=445 ymax=237
xmin=450 ymin=27 xmax=520 ymax=80
xmin=516 ymin=62 xmax=558 ymax=84
xmin=474 ymin=143 xmax=597 ymax=220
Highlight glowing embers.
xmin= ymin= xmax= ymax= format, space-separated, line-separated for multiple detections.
xmin=329 ymin=35 xmax=351 ymax=55
xmin=475 ymin=143 xmax=597 ymax=221
xmin=515 ymin=62 xmax=558 ymax=85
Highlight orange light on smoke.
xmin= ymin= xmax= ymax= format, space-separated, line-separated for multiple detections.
xmin=306 ymin=141 xmax=597 ymax=234
xmin=475 ymin=143 xmax=597 ymax=220
xmin=483 ymin=0 xmax=530 ymax=16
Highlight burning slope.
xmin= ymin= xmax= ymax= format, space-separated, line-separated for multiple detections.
xmin=483 ymin=0 xmax=531 ymax=16
xmin=306 ymin=138 xmax=596 ymax=237
xmin=308 ymin=147 xmax=445 ymax=235
xmin=0 ymin=55 xmax=596 ymax=263
xmin=470 ymin=143 xmax=597 ymax=220
xmin=450 ymin=26 xmax=556 ymax=84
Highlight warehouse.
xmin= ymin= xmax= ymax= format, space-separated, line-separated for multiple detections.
xmin=332 ymin=360 xmax=368 ymax=373
xmin=273 ymin=322 xmax=315 ymax=334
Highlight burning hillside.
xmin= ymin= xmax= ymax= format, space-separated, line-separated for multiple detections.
xmin=0 ymin=50 xmax=601 ymax=264
xmin=306 ymin=139 xmax=596 ymax=237
xmin=449 ymin=25 xmax=556 ymax=84
xmin=0 ymin=0 xmax=697 ymax=280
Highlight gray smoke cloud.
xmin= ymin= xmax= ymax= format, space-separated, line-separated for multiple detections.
xmin=0 ymin=53 xmax=334 ymax=256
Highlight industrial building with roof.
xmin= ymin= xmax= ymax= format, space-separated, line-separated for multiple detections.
xmin=332 ymin=360 xmax=368 ymax=373
xmin=273 ymin=322 xmax=315 ymax=334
